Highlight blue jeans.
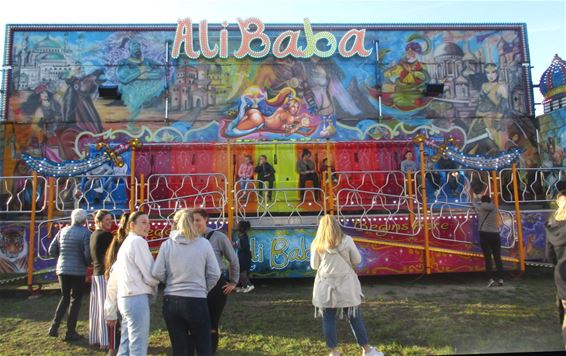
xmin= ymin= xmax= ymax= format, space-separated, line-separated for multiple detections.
xmin=117 ymin=294 xmax=150 ymax=356
xmin=163 ymin=295 xmax=212 ymax=356
xmin=322 ymin=307 xmax=369 ymax=348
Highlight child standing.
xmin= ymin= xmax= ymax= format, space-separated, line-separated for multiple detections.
xmin=236 ymin=221 xmax=254 ymax=293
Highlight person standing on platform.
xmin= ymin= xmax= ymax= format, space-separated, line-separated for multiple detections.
xmin=255 ymin=155 xmax=275 ymax=201
xmin=237 ymin=154 xmax=254 ymax=198
xmin=297 ymin=149 xmax=319 ymax=200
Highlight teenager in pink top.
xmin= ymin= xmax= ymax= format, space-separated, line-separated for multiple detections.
xmin=237 ymin=155 xmax=254 ymax=197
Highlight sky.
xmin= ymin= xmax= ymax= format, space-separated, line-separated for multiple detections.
xmin=1 ymin=0 xmax=565 ymax=116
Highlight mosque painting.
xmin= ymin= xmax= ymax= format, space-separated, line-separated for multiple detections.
xmin=1 ymin=23 xmax=537 ymax=177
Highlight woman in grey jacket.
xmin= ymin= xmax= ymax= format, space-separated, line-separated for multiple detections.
xmin=472 ymin=195 xmax=504 ymax=287
xmin=48 ymin=208 xmax=91 ymax=341
xmin=311 ymin=215 xmax=382 ymax=356
xmin=546 ymin=190 xmax=566 ymax=346
xmin=152 ymin=209 xmax=220 ymax=356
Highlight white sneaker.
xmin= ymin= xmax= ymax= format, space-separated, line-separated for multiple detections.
xmin=363 ymin=346 xmax=384 ymax=356
xmin=235 ymin=287 xmax=245 ymax=293
xmin=243 ymin=285 xmax=255 ymax=293
xmin=94 ymin=187 xmax=104 ymax=193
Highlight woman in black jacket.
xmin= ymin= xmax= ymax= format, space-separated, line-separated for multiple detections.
xmin=546 ymin=190 xmax=566 ymax=346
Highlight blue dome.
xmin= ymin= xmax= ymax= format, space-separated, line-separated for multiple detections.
xmin=540 ymin=54 xmax=566 ymax=101
xmin=34 ymin=35 xmax=61 ymax=50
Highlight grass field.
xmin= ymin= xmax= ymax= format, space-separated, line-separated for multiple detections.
xmin=0 ymin=268 xmax=563 ymax=355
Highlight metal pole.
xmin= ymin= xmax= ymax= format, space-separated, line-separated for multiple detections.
xmin=129 ymin=149 xmax=136 ymax=212
xmin=490 ymin=170 xmax=500 ymax=209
xmin=325 ymin=139 xmax=334 ymax=215
xmin=46 ymin=177 xmax=55 ymax=238
xmin=227 ymin=142 xmax=234 ymax=241
xmin=406 ymin=170 xmax=415 ymax=232
xmin=511 ymin=162 xmax=526 ymax=272
xmin=27 ymin=172 xmax=38 ymax=291
xmin=418 ymin=141 xmax=431 ymax=274
xmin=139 ymin=173 xmax=145 ymax=213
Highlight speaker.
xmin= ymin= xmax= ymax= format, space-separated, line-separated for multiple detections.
xmin=98 ymin=85 xmax=121 ymax=100
xmin=424 ymin=84 xmax=444 ymax=97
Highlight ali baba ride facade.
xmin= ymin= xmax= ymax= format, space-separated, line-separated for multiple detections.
xmin=0 ymin=19 xmax=556 ymax=285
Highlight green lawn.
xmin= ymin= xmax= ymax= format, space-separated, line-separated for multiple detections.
xmin=0 ymin=268 xmax=562 ymax=355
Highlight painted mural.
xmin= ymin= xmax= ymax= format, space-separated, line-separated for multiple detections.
xmin=1 ymin=22 xmax=537 ymax=177
xmin=0 ymin=208 xmax=549 ymax=281
xmin=0 ymin=222 xmax=28 ymax=274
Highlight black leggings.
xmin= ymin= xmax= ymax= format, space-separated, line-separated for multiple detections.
xmin=51 ymin=274 xmax=86 ymax=334
xmin=207 ymin=276 xmax=228 ymax=354
xmin=479 ymin=231 xmax=503 ymax=279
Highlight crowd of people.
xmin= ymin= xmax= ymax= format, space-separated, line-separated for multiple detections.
xmin=45 ymin=186 xmax=566 ymax=354
xmin=47 ymin=208 xmax=241 ymax=355
xmin=47 ymin=206 xmax=386 ymax=355
xmin=235 ymin=148 xmax=469 ymax=204
xmin=236 ymin=149 xmax=335 ymax=202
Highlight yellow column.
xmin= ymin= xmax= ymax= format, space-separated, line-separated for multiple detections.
xmin=325 ymin=139 xmax=335 ymax=215
xmin=418 ymin=141 xmax=431 ymax=274
xmin=406 ymin=170 xmax=415 ymax=231
xmin=511 ymin=162 xmax=525 ymax=271
xmin=46 ymin=177 xmax=55 ymax=238
xmin=139 ymin=173 xmax=145 ymax=212
xmin=129 ymin=149 xmax=136 ymax=212
xmin=490 ymin=170 xmax=500 ymax=209
xmin=27 ymin=172 xmax=38 ymax=291
xmin=227 ymin=142 xmax=234 ymax=241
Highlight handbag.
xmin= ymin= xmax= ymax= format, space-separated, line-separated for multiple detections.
xmin=479 ymin=210 xmax=492 ymax=232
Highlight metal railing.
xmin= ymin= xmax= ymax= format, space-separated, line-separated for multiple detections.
xmin=499 ymin=167 xmax=564 ymax=204
xmin=234 ymin=178 xmax=326 ymax=227
xmin=335 ymin=188 xmax=422 ymax=237
xmin=0 ymin=175 xmax=48 ymax=213
xmin=146 ymin=173 xmax=227 ymax=213
xmin=55 ymin=175 xmax=134 ymax=212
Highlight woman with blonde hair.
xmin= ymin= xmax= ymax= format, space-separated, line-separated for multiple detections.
xmin=311 ymin=214 xmax=382 ymax=356
xmin=152 ymin=209 xmax=220 ymax=355
xmin=546 ymin=190 xmax=566 ymax=347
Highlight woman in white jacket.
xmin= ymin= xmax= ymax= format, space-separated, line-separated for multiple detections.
xmin=105 ymin=211 xmax=159 ymax=356
xmin=311 ymin=215 xmax=383 ymax=356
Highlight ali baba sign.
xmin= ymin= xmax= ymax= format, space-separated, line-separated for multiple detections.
xmin=172 ymin=18 xmax=373 ymax=59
